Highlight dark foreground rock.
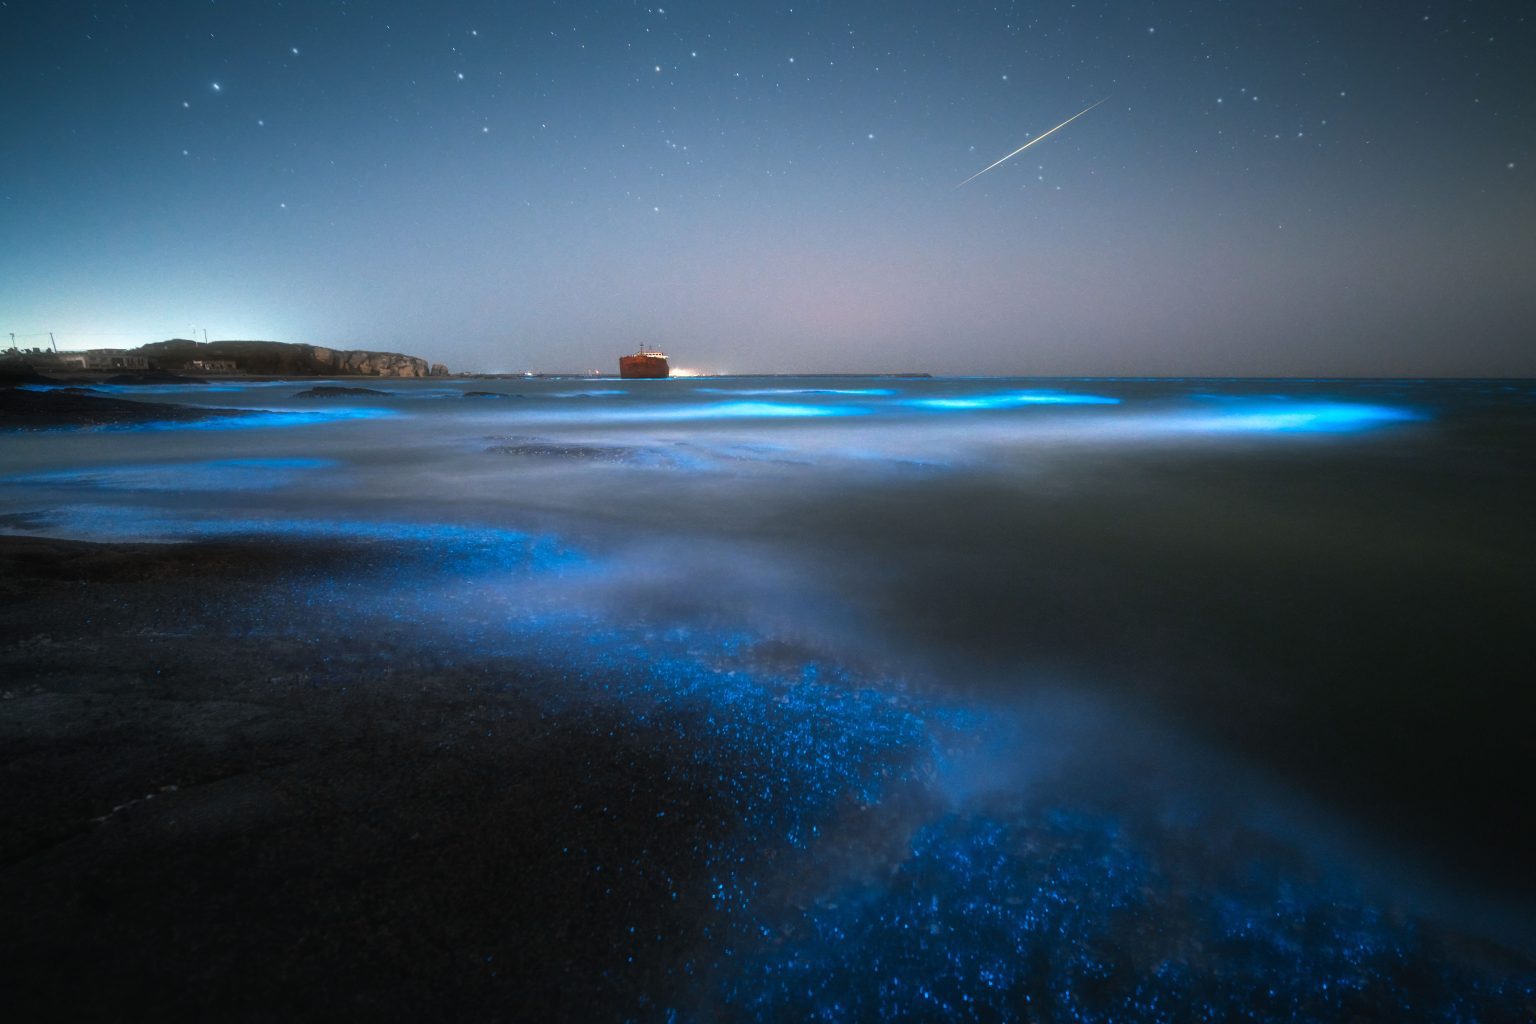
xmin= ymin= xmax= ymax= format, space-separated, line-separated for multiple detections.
xmin=0 ymin=361 xmax=61 ymax=386
xmin=0 ymin=389 xmax=239 ymax=430
xmin=293 ymin=385 xmax=391 ymax=399
xmin=0 ymin=535 xmax=731 ymax=1022
xmin=464 ymin=390 xmax=523 ymax=399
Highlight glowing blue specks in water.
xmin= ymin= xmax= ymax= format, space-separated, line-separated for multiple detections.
xmin=363 ymin=584 xmax=1536 ymax=1022
xmin=910 ymin=391 xmax=1121 ymax=411
xmin=721 ymin=801 xmax=1536 ymax=1022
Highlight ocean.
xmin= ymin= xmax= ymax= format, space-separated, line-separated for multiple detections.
xmin=3 ymin=375 xmax=1534 ymax=1019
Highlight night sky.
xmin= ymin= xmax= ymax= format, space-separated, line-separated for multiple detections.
xmin=2 ymin=1 xmax=1531 ymax=375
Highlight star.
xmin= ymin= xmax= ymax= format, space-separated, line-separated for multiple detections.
xmin=211 ymin=82 xmax=221 ymax=92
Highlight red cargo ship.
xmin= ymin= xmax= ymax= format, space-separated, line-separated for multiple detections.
xmin=619 ymin=347 xmax=670 ymax=379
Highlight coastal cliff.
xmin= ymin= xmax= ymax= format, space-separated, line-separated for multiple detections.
xmin=135 ymin=339 xmax=445 ymax=377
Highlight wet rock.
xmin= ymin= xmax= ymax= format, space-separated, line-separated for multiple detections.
xmin=0 ymin=389 xmax=238 ymax=430
xmin=293 ymin=386 xmax=391 ymax=399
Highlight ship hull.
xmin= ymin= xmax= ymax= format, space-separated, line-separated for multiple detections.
xmin=619 ymin=354 xmax=670 ymax=379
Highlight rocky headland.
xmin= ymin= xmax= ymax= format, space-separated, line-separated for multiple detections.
xmin=135 ymin=339 xmax=445 ymax=377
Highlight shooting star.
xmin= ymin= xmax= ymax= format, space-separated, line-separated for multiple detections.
xmin=956 ymin=98 xmax=1108 ymax=189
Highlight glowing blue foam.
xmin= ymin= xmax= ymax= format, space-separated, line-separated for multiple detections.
xmin=133 ymin=407 xmax=401 ymax=431
xmin=910 ymin=390 xmax=1120 ymax=410
xmin=16 ymin=407 xmax=399 ymax=433
xmin=1200 ymin=401 xmax=1420 ymax=433
xmin=698 ymin=387 xmax=898 ymax=396
xmin=633 ymin=401 xmax=859 ymax=420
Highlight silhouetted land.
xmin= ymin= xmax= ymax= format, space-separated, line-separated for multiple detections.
xmin=0 ymin=389 xmax=234 ymax=430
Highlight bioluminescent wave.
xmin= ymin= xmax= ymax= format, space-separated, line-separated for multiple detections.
xmin=698 ymin=387 xmax=899 ymax=396
xmin=46 ymin=407 xmax=404 ymax=432
xmin=909 ymin=390 xmax=1121 ymax=410
xmin=1188 ymin=400 xmax=1423 ymax=433
xmin=567 ymin=399 xmax=865 ymax=421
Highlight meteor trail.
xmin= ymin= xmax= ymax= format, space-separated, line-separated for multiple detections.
xmin=956 ymin=98 xmax=1108 ymax=189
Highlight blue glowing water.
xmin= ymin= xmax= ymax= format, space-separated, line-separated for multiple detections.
xmin=4 ymin=375 xmax=1534 ymax=1019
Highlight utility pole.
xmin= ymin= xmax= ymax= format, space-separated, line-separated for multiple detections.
xmin=202 ymin=328 xmax=209 ymax=344
xmin=49 ymin=332 xmax=57 ymax=352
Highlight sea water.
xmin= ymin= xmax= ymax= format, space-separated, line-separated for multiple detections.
xmin=3 ymin=375 xmax=1534 ymax=1018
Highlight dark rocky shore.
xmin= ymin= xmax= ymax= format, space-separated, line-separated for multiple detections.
xmin=0 ymin=388 xmax=239 ymax=430
xmin=0 ymin=535 xmax=732 ymax=1021
xmin=293 ymin=385 xmax=392 ymax=398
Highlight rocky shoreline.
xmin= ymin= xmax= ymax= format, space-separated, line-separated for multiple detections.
xmin=4 ymin=339 xmax=448 ymax=379
xmin=0 ymin=534 xmax=726 ymax=1021
xmin=0 ymin=387 xmax=242 ymax=430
